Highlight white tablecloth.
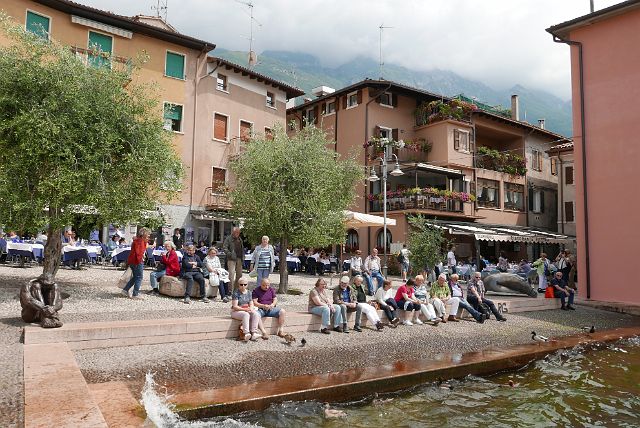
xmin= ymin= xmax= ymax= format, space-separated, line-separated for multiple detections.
xmin=110 ymin=247 xmax=131 ymax=258
xmin=6 ymin=242 xmax=45 ymax=252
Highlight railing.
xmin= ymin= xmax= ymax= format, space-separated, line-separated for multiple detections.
xmin=366 ymin=145 xmax=429 ymax=163
xmin=369 ymin=195 xmax=465 ymax=213
xmin=71 ymin=46 xmax=133 ymax=74
xmin=205 ymin=188 xmax=232 ymax=210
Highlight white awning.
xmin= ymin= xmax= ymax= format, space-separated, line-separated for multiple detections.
xmin=415 ymin=163 xmax=464 ymax=177
xmin=427 ymin=220 xmax=575 ymax=244
xmin=344 ymin=211 xmax=396 ymax=228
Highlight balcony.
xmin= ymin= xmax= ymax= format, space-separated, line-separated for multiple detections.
xmin=71 ymin=46 xmax=133 ymax=75
xmin=205 ymin=188 xmax=232 ymax=211
xmin=366 ymin=143 xmax=430 ymax=163
xmin=369 ymin=195 xmax=467 ymax=214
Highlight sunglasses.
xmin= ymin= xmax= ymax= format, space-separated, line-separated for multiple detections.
xmin=239 ymin=283 xmax=248 ymax=286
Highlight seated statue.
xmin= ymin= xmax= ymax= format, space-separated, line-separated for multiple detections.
xmin=20 ymin=278 xmax=63 ymax=328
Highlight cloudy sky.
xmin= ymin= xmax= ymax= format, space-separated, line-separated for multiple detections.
xmin=77 ymin=0 xmax=622 ymax=100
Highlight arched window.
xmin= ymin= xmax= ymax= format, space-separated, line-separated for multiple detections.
xmin=345 ymin=229 xmax=359 ymax=253
xmin=376 ymin=229 xmax=392 ymax=253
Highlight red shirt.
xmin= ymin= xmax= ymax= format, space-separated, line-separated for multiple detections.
xmin=394 ymin=284 xmax=414 ymax=303
xmin=162 ymin=250 xmax=180 ymax=276
xmin=127 ymin=237 xmax=147 ymax=265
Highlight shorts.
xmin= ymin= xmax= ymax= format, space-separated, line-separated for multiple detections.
xmin=401 ymin=261 xmax=410 ymax=273
xmin=258 ymin=307 xmax=282 ymax=318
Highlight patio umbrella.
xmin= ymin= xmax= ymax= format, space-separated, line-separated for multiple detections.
xmin=343 ymin=210 xmax=397 ymax=228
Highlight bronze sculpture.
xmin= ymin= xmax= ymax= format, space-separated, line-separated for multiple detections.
xmin=20 ymin=277 xmax=63 ymax=328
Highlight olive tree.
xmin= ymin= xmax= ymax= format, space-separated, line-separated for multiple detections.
xmin=229 ymin=125 xmax=363 ymax=293
xmin=406 ymin=215 xmax=448 ymax=275
xmin=0 ymin=16 xmax=183 ymax=282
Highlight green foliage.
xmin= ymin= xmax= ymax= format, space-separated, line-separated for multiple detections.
xmin=0 ymin=15 xmax=184 ymax=235
xmin=229 ymin=125 xmax=363 ymax=248
xmin=476 ymin=146 xmax=527 ymax=176
xmin=406 ymin=215 xmax=447 ymax=271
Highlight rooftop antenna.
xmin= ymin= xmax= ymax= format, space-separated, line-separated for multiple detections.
xmin=235 ymin=1 xmax=262 ymax=67
xmin=152 ymin=0 xmax=168 ymax=21
xmin=379 ymin=23 xmax=393 ymax=79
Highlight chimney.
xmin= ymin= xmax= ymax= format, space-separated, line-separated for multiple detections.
xmin=538 ymin=119 xmax=545 ymax=129
xmin=511 ymin=95 xmax=520 ymax=121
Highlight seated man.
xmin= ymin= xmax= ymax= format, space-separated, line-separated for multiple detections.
xmin=181 ymin=245 xmax=209 ymax=304
xmin=467 ymin=272 xmax=507 ymax=321
xmin=445 ymin=274 xmax=485 ymax=323
xmin=375 ymin=279 xmax=400 ymax=325
xmin=252 ymin=278 xmax=287 ymax=337
xmin=351 ymin=275 xmax=384 ymax=331
xmin=549 ymin=271 xmax=576 ymax=310
xmin=413 ymin=275 xmax=441 ymax=325
xmin=333 ymin=275 xmax=363 ymax=332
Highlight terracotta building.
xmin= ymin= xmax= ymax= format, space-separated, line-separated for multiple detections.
xmin=287 ymin=80 xmax=572 ymax=262
xmin=547 ymin=0 xmax=640 ymax=305
xmin=547 ymin=142 xmax=576 ymax=241
xmin=1 ymin=0 xmax=303 ymax=244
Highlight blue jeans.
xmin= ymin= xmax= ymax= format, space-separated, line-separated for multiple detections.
xmin=310 ymin=304 xmax=343 ymax=328
xmin=149 ymin=269 xmax=166 ymax=290
xmin=218 ymin=281 xmax=228 ymax=298
xmin=123 ymin=263 xmax=144 ymax=296
xmin=456 ymin=297 xmax=484 ymax=321
xmin=554 ymin=288 xmax=575 ymax=306
xmin=369 ymin=271 xmax=385 ymax=293
xmin=256 ymin=268 xmax=270 ymax=288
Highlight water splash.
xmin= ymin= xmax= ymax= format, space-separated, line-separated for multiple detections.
xmin=140 ymin=372 xmax=259 ymax=428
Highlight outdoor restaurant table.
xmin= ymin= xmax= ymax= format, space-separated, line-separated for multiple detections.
xmin=274 ymin=255 xmax=301 ymax=272
xmin=244 ymin=253 xmax=252 ymax=270
xmin=6 ymin=242 xmax=44 ymax=261
xmin=342 ymin=260 xmax=351 ymax=272
xmin=110 ymin=247 xmax=131 ymax=264
xmin=62 ymin=245 xmax=101 ymax=263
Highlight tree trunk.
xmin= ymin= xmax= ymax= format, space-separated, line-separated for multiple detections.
xmin=42 ymin=223 xmax=62 ymax=283
xmin=277 ymin=236 xmax=288 ymax=294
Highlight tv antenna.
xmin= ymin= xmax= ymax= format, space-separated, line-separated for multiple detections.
xmin=235 ymin=1 xmax=262 ymax=67
xmin=152 ymin=0 xmax=168 ymax=22
xmin=379 ymin=23 xmax=393 ymax=79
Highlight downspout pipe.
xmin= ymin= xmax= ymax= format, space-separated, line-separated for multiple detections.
xmin=551 ymin=34 xmax=590 ymax=299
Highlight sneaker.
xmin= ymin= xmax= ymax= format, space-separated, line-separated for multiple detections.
xmin=145 ymin=288 xmax=158 ymax=295
xmin=413 ymin=318 xmax=424 ymax=325
xmin=375 ymin=322 xmax=384 ymax=331
xmin=183 ymin=297 xmax=191 ymax=304
xmin=431 ymin=318 xmax=440 ymax=326
xmin=561 ymin=305 xmax=568 ymax=310
xmin=567 ymin=305 xmax=576 ymax=311
xmin=402 ymin=320 xmax=414 ymax=326
xmin=333 ymin=326 xmax=343 ymax=333
xmin=222 ymin=297 xmax=229 ymax=303
xmin=497 ymin=316 xmax=507 ymax=322
xmin=353 ymin=325 xmax=362 ymax=332
xmin=320 ymin=328 xmax=331 ymax=334
xmin=250 ymin=333 xmax=260 ymax=341
xmin=130 ymin=294 xmax=145 ymax=300
xmin=121 ymin=289 xmax=130 ymax=298
xmin=244 ymin=332 xmax=251 ymax=342
xmin=391 ymin=318 xmax=400 ymax=326
xmin=476 ymin=316 xmax=485 ymax=324
xmin=201 ymin=297 xmax=210 ymax=303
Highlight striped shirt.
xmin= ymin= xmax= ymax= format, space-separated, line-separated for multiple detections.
xmin=257 ymin=246 xmax=271 ymax=269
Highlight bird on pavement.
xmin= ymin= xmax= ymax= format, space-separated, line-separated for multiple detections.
xmin=531 ymin=331 xmax=549 ymax=342
xmin=581 ymin=325 xmax=595 ymax=333
xmin=282 ymin=333 xmax=296 ymax=345
xmin=299 ymin=338 xmax=307 ymax=347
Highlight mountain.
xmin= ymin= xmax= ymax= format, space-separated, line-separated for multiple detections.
xmin=215 ymin=49 xmax=573 ymax=137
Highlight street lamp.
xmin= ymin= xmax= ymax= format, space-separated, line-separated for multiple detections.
xmin=368 ymin=147 xmax=403 ymax=276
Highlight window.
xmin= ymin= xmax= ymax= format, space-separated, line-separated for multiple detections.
xmin=87 ymin=31 xmax=112 ymax=68
xmin=477 ymin=179 xmax=500 ymax=208
xmin=375 ymin=229 xmax=392 ymax=253
xmin=305 ymin=107 xmax=316 ymax=125
xmin=453 ymin=129 xmax=470 ymax=152
xmin=378 ymin=127 xmax=392 ymax=140
xmin=324 ymin=101 xmax=336 ymax=115
xmin=216 ymin=74 xmax=228 ymax=92
xmin=345 ymin=229 xmax=359 ymax=253
xmin=504 ymin=183 xmax=524 ymax=211
xmin=266 ymin=92 xmax=275 ymax=108
xmin=379 ymin=92 xmax=393 ymax=107
xmin=211 ymin=167 xmax=227 ymax=193
xmin=26 ymin=10 xmax=50 ymax=40
xmin=163 ymin=102 xmax=183 ymax=132
xmin=531 ymin=149 xmax=543 ymax=172
xmin=565 ymin=166 xmax=574 ymax=185
xmin=213 ymin=113 xmax=228 ymax=141
xmin=347 ymin=91 xmax=358 ymax=108
xmin=165 ymin=51 xmax=185 ymax=79
xmin=264 ymin=127 xmax=273 ymax=140
xmin=564 ymin=201 xmax=574 ymax=222
xmin=550 ymin=158 xmax=558 ymax=175
xmin=530 ymin=189 xmax=545 ymax=213
xmin=240 ymin=120 xmax=253 ymax=142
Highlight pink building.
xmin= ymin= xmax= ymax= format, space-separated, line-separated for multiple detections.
xmin=548 ymin=0 xmax=640 ymax=305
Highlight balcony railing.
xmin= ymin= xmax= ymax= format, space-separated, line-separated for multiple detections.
xmin=71 ymin=46 xmax=133 ymax=75
xmin=367 ymin=145 xmax=429 ymax=163
xmin=369 ymin=195 xmax=465 ymax=214
xmin=205 ymin=188 xmax=232 ymax=210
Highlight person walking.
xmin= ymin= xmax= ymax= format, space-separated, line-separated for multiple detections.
xmin=400 ymin=244 xmax=411 ymax=282
xmin=251 ymin=236 xmax=275 ymax=289
xmin=122 ymin=228 xmax=150 ymax=300
xmin=532 ymin=253 xmax=551 ymax=293
xmin=223 ymin=227 xmax=245 ymax=295
xmin=447 ymin=244 xmax=457 ymax=274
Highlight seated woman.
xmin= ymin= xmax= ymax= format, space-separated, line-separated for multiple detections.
xmin=395 ymin=278 xmax=433 ymax=326
xmin=412 ymin=275 xmax=440 ymax=324
xmin=231 ymin=277 xmax=262 ymax=341
xmin=352 ymin=275 xmax=384 ymax=331
xmin=107 ymin=235 xmax=119 ymax=252
xmin=148 ymin=241 xmax=180 ymax=294
xmin=467 ymin=272 xmax=507 ymax=321
xmin=375 ymin=279 xmax=400 ymax=325
xmin=497 ymin=252 xmax=509 ymax=272
xmin=308 ymin=278 xmax=343 ymax=334
xmin=204 ymin=247 xmax=230 ymax=302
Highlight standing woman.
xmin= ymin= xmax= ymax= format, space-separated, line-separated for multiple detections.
xmin=251 ymin=236 xmax=275 ymax=289
xmin=122 ymin=228 xmax=150 ymax=300
xmin=532 ymin=253 xmax=550 ymax=293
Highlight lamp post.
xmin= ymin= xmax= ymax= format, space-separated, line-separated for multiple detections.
xmin=368 ymin=145 xmax=404 ymax=276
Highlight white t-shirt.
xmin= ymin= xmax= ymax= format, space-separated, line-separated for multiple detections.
xmin=447 ymin=251 xmax=456 ymax=267
xmin=375 ymin=286 xmax=395 ymax=305
xmin=401 ymin=248 xmax=410 ymax=263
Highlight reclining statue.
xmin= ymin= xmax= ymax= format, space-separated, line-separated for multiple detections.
xmin=20 ymin=277 xmax=63 ymax=328
xmin=481 ymin=272 xmax=538 ymax=297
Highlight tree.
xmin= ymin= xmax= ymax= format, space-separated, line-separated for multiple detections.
xmin=0 ymin=15 xmax=183 ymax=282
xmin=229 ymin=125 xmax=363 ymax=293
xmin=406 ymin=215 xmax=448 ymax=275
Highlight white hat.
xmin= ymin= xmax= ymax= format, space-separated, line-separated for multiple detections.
xmin=340 ymin=275 xmax=350 ymax=283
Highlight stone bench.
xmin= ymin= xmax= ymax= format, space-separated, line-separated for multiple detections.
xmin=158 ymin=275 xmax=223 ymax=298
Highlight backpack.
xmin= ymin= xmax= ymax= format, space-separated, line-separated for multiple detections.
xmin=397 ymin=252 xmax=404 ymax=263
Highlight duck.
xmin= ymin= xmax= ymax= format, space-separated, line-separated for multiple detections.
xmin=299 ymin=338 xmax=307 ymax=347
xmin=531 ymin=331 xmax=549 ymax=342
xmin=581 ymin=325 xmax=595 ymax=334
xmin=282 ymin=333 xmax=296 ymax=345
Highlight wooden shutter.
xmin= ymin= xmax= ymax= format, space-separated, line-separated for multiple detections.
xmin=392 ymin=128 xmax=399 ymax=141
xmin=342 ymin=96 xmax=347 ymax=110
xmin=565 ymin=201 xmax=574 ymax=222
xmin=240 ymin=121 xmax=251 ymax=142
xmin=335 ymin=97 xmax=341 ymax=111
xmin=165 ymin=52 xmax=185 ymax=79
xmin=551 ymin=158 xmax=557 ymax=175
xmin=566 ymin=166 xmax=574 ymax=185
xmin=392 ymin=94 xmax=398 ymax=107
xmin=528 ymin=187 xmax=534 ymax=211
xmin=211 ymin=167 xmax=226 ymax=191
xmin=453 ymin=129 xmax=460 ymax=150
xmin=540 ymin=190 xmax=545 ymax=213
xmin=313 ymin=105 xmax=319 ymax=124
xmin=214 ymin=114 xmax=227 ymax=140
xmin=356 ymin=90 xmax=363 ymax=104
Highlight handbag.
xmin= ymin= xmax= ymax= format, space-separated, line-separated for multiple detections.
xmin=249 ymin=267 xmax=258 ymax=278
xmin=117 ymin=268 xmax=132 ymax=289
xmin=209 ymin=273 xmax=220 ymax=287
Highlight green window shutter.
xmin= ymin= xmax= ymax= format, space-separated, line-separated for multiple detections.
xmin=26 ymin=11 xmax=50 ymax=40
xmin=88 ymin=31 xmax=113 ymax=68
xmin=164 ymin=104 xmax=182 ymax=120
xmin=165 ymin=52 xmax=185 ymax=79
